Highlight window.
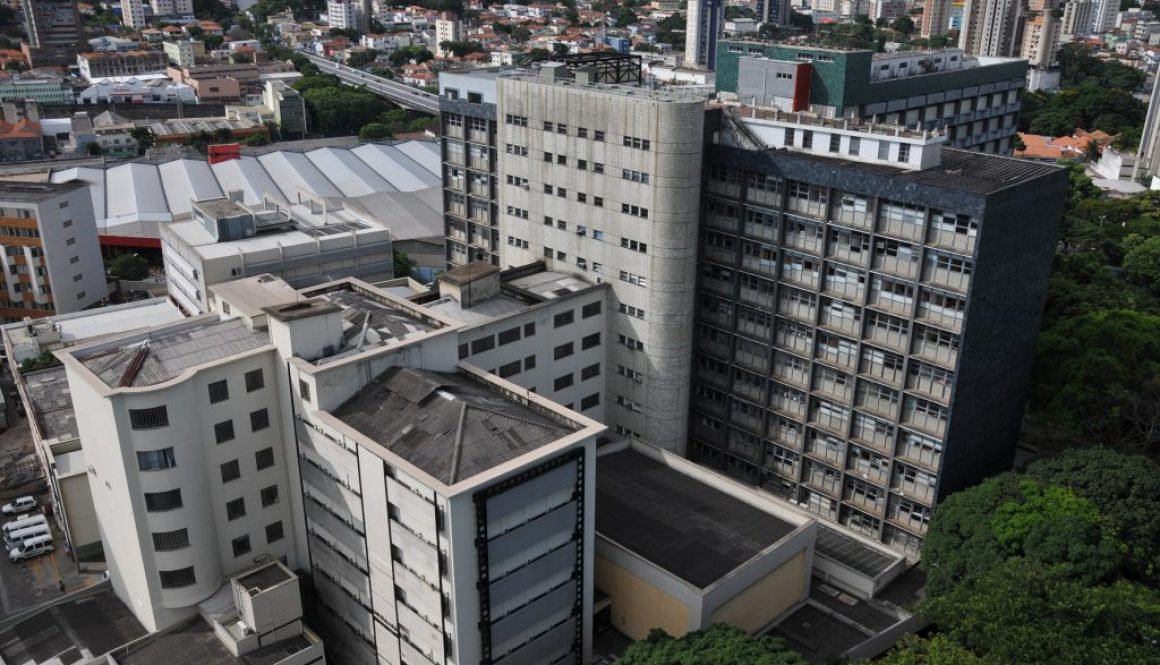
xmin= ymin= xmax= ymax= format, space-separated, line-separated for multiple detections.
xmin=623 ymin=136 xmax=651 ymax=150
xmin=208 ymin=380 xmax=229 ymax=404
xmin=556 ymin=187 xmax=567 ymax=198
xmin=615 ymin=395 xmax=642 ymax=412
xmin=554 ymin=374 xmax=574 ymax=391
xmin=255 ymin=447 xmax=275 ymax=470
xmin=69 ymin=256 xmax=78 ymax=264
xmin=581 ymin=363 xmax=601 ymax=380
xmin=802 ymin=130 xmax=813 ymax=148
xmin=544 ymin=183 xmax=553 ymax=194
xmin=524 ymin=322 xmax=536 ymax=336
xmin=504 ymin=114 xmax=527 ymax=126
xmin=619 ymin=334 xmax=644 ymax=351
xmin=145 ymin=489 xmax=182 ymax=512
xmin=554 ymin=310 xmax=574 ymax=328
xmin=226 ymin=498 xmax=246 ymax=520
xmin=556 ymin=219 xmax=567 ymax=231
xmin=581 ymin=393 xmax=600 ymax=410
xmin=594 ymin=197 xmax=603 ymax=207
xmin=524 ymin=355 xmax=537 ymax=370
xmin=577 ymin=193 xmax=587 ymax=204
xmin=619 ymin=271 xmax=647 ymax=287
xmin=618 ymin=303 xmax=645 ymax=319
xmin=621 ymin=238 xmax=647 ymax=253
xmin=554 ymin=342 xmax=574 ymax=360
xmin=261 ymin=484 xmax=279 ymax=507
xmin=471 ymin=335 xmax=495 ymax=353
xmin=878 ymin=140 xmax=890 ymax=160
xmin=582 ymin=332 xmax=601 ymax=350
xmin=594 ymin=130 xmax=605 ymax=141
xmin=556 ymin=154 xmax=567 ymax=165
xmin=298 ymin=379 xmax=311 ymax=402
xmin=137 ymin=448 xmax=176 ymax=471
xmin=250 ymin=409 xmax=270 ymax=432
xmin=578 ymin=127 xmax=588 ymax=138
xmin=245 ymin=369 xmax=264 ymax=392
xmin=458 ymin=343 xmax=469 ymax=359
xmin=152 ymin=529 xmax=189 ymax=552
xmin=66 ymin=238 xmax=75 ymax=246
xmin=898 ymin=143 xmax=911 ymax=163
xmin=543 ymin=121 xmax=553 ymax=131
xmin=215 ymin=420 xmax=235 ymax=444
xmin=617 ymin=365 xmax=643 ymax=382
xmin=159 ymin=567 xmax=196 ymax=589
xmin=829 ymin=134 xmax=841 ymax=152
xmin=498 ymin=326 xmax=521 ymax=345
xmin=577 ymin=159 xmax=587 ymax=170
xmin=593 ymin=162 xmax=604 ymax=174
xmin=499 ymin=360 xmax=521 ymax=378
xmin=785 ymin=128 xmax=795 ymax=145
xmin=582 ymin=301 xmax=601 ymax=318
xmin=848 ymin=136 xmax=861 ymax=155
xmin=621 ymin=203 xmax=648 ymax=218
xmin=231 ymin=535 xmax=251 ymax=557
xmin=543 ymin=151 xmax=552 ymax=162
xmin=266 ymin=521 xmax=284 ymax=543
xmin=556 ymin=122 xmax=567 ymax=134
xmin=129 ymin=406 xmax=169 ymax=429
xmin=622 ymin=169 xmax=650 ymax=184
xmin=220 ymin=460 xmax=241 ymax=483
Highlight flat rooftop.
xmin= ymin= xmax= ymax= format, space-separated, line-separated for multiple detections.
xmin=25 ymin=366 xmax=77 ymax=441
xmin=0 ymin=586 xmax=147 ymax=665
xmin=424 ymin=268 xmax=597 ymax=325
xmin=333 ymin=367 xmax=575 ymax=486
xmin=195 ymin=198 xmax=251 ymax=219
xmin=814 ymin=526 xmax=902 ymax=579
xmin=596 ymin=449 xmax=798 ymax=589
xmin=211 ymin=274 xmax=301 ymax=318
xmin=0 ymin=180 xmax=85 ymax=202
xmin=79 ymin=318 xmax=270 ymax=388
xmin=502 ymin=68 xmax=709 ymax=104
xmin=769 ymin=578 xmax=905 ymax=664
xmin=236 ymin=563 xmax=292 ymax=594
xmin=111 ymin=618 xmax=314 ymax=665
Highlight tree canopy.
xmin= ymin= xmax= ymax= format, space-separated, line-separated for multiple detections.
xmin=107 ymin=253 xmax=150 ymax=281
xmin=618 ymin=626 xmax=808 ymax=665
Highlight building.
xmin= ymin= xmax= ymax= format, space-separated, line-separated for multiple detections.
xmin=77 ymin=75 xmax=197 ymax=105
xmin=327 ymin=0 xmax=367 ymax=32
xmin=757 ymin=0 xmax=793 ymax=26
xmin=262 ymin=79 xmax=307 ymax=139
xmin=0 ymin=183 xmax=106 ymax=320
xmin=686 ymin=106 xmax=1067 ymax=554
xmin=1091 ymin=0 xmax=1118 ymax=33
xmin=1 ymin=118 xmax=44 ymax=162
xmin=88 ymin=36 xmax=142 ymax=52
xmin=446 ymin=61 xmax=707 ymax=451
xmin=163 ymin=39 xmax=206 ymax=67
xmin=1061 ymin=0 xmax=1094 ymax=38
xmin=0 ymin=76 xmax=75 ymax=105
xmin=78 ymin=50 xmax=170 ymax=81
xmin=716 ymin=42 xmax=1027 ymax=154
xmin=870 ymin=0 xmax=909 ymax=21
xmin=922 ymin=0 xmax=952 ymax=37
xmin=19 ymin=0 xmax=84 ymax=67
xmin=121 ymin=0 xmax=146 ymax=29
xmin=959 ymin=0 xmax=1023 ymax=57
xmin=434 ymin=12 xmax=463 ymax=58
xmin=1132 ymin=71 xmax=1160 ymax=179
xmin=153 ymin=0 xmax=195 ymax=16
xmin=1020 ymin=12 xmax=1061 ymax=67
xmin=687 ymin=0 xmax=725 ymax=70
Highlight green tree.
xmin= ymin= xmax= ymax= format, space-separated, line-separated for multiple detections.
xmin=890 ymin=16 xmax=914 ymax=34
xmin=359 ymin=122 xmax=392 ymax=140
xmin=21 ymin=351 xmax=60 ymax=373
xmin=346 ymin=49 xmax=381 ymax=68
xmin=618 ymin=625 xmax=808 ymax=665
xmin=1123 ymin=233 xmax=1160 ymax=293
xmin=388 ymin=46 xmax=434 ymax=67
xmin=203 ymin=34 xmax=224 ymax=51
xmin=85 ymin=142 xmax=104 ymax=156
xmin=129 ymin=127 xmax=154 ymax=155
xmin=393 ymin=250 xmax=416 ymax=278
xmin=438 ymin=40 xmax=485 ymax=57
xmin=243 ymin=133 xmax=270 ymax=146
xmin=552 ymin=42 xmax=570 ymax=56
xmin=612 ymin=6 xmax=638 ymax=26
xmin=867 ymin=635 xmax=991 ymax=665
xmin=301 ymin=86 xmax=390 ymax=136
xmin=107 ymin=253 xmax=150 ymax=280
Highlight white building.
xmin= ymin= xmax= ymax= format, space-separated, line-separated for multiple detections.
xmin=1091 ymin=0 xmax=1118 ymax=33
xmin=152 ymin=0 xmax=194 ymax=16
xmin=434 ymin=12 xmax=463 ymax=57
xmin=686 ymin=0 xmax=724 ymax=69
xmin=77 ymin=75 xmax=196 ymax=105
xmin=327 ymin=0 xmax=367 ymax=31
xmin=121 ymin=0 xmax=146 ymax=30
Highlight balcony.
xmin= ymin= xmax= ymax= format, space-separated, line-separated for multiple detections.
xmin=830 ymin=201 xmax=873 ymax=230
xmin=877 ymin=217 xmax=924 ymax=243
xmin=902 ymin=402 xmax=948 ymax=438
xmin=863 ymin=322 xmax=908 ymax=354
xmin=775 ymin=322 xmax=813 ymax=357
xmin=856 ymin=392 xmax=899 ymax=421
xmin=917 ymin=296 xmax=965 ymax=332
xmin=691 ymin=419 xmax=727 ymax=446
xmin=768 ymin=419 xmax=804 ymax=450
xmin=784 ymin=226 xmax=824 ymax=255
xmin=696 ymin=331 xmax=732 ymax=360
xmin=702 ymin=243 xmax=737 ymax=264
xmin=804 ymin=463 xmax=842 ymax=498
xmin=734 ymin=345 xmax=770 ymax=375
xmin=805 ymin=437 xmax=845 ymax=467
xmin=911 ymin=335 xmax=958 ymax=369
xmin=907 ymin=371 xmax=954 ymax=404
xmin=769 ymin=389 xmax=807 ymax=420
xmin=813 ymin=374 xmax=853 ymax=404
xmin=828 ymin=238 xmax=871 ymax=267
xmin=867 ymin=283 xmax=914 ymax=317
xmin=844 ymin=492 xmax=886 ymax=516
xmin=818 ymin=309 xmax=861 ymax=338
xmin=743 ymin=216 xmax=779 ymax=242
xmin=737 ymin=316 xmax=773 ymax=341
xmin=923 ymin=264 xmax=972 ymax=293
xmin=781 ymin=263 xmax=820 ymax=290
xmin=733 ymin=374 xmax=768 ymax=405
xmin=729 ymin=403 xmax=766 ymax=435
xmin=872 ymin=251 xmax=920 ymax=279
xmin=738 ymin=283 xmax=775 ymax=309
xmin=741 ymin=252 xmax=778 ymax=278
xmin=890 ymin=468 xmax=936 ymax=504
xmin=927 ymin=227 xmax=977 ymax=255
xmin=778 ymin=297 xmax=816 ymax=326
xmin=694 ymin=364 xmax=730 ymax=391
xmin=823 ymin=274 xmax=865 ymax=302
xmin=698 ymin=301 xmax=733 ymax=329
xmin=700 ymin=273 xmax=734 ymax=298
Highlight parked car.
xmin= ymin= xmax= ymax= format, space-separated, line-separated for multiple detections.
xmin=8 ymin=534 xmax=53 ymax=562
xmin=1 ymin=496 xmax=37 ymax=515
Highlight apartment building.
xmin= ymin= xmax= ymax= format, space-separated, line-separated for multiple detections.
xmin=153 ymin=0 xmax=195 ymax=16
xmin=716 ymin=42 xmax=1027 ymax=154
xmin=121 ymin=0 xmax=146 ymax=30
xmin=440 ymin=69 xmax=502 ymax=267
xmin=434 ymin=12 xmax=463 ymax=58
xmin=78 ymin=50 xmax=170 ymax=81
xmin=20 ymin=0 xmax=84 ymax=67
xmin=163 ymin=39 xmax=206 ymax=67
xmin=0 ymin=76 xmax=76 ymax=104
xmin=959 ymin=0 xmax=1024 ymax=57
xmin=686 ymin=0 xmax=725 ymax=69
xmin=0 ymin=183 xmax=105 ymax=321
xmin=262 ymin=80 xmax=307 ymax=139
xmin=687 ymin=107 xmax=1067 ymax=555
xmin=922 ymin=0 xmax=953 ymax=37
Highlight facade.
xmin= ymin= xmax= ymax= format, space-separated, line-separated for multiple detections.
xmin=78 ymin=76 xmax=196 ymax=105
xmin=0 ymin=183 xmax=106 ymax=320
xmin=434 ymin=13 xmax=463 ymax=58
xmin=153 ymin=0 xmax=195 ymax=16
xmin=686 ymin=107 xmax=1067 ymax=555
xmin=686 ymin=0 xmax=725 ymax=70
xmin=0 ymin=76 xmax=76 ymax=105
xmin=1061 ymin=0 xmax=1094 ymax=37
xmin=327 ymin=0 xmax=367 ymax=32
xmin=262 ymin=80 xmax=307 ymax=139
xmin=959 ymin=0 xmax=1023 ymax=57
xmin=122 ymin=0 xmax=147 ymax=29
xmin=717 ymin=42 xmax=1027 ymax=154
xmin=921 ymin=0 xmax=952 ymax=37
xmin=19 ymin=0 xmax=84 ymax=67
xmin=1091 ymin=0 xmax=1118 ymax=33
xmin=163 ymin=39 xmax=206 ymax=67
xmin=78 ymin=50 xmax=170 ymax=80
xmin=757 ymin=0 xmax=792 ymax=26
xmin=440 ymin=69 xmax=502 ymax=267
xmin=1020 ymin=12 xmax=1061 ymax=68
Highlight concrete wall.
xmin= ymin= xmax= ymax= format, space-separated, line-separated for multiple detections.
xmin=596 ymin=555 xmax=690 ymax=640
xmin=708 ymin=549 xmax=809 ymax=632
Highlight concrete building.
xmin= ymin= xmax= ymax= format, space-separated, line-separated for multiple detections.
xmin=434 ymin=12 xmax=463 ymax=58
xmin=327 ymin=0 xmax=366 ymax=32
xmin=262 ymin=79 xmax=307 ymax=139
xmin=0 ymin=76 xmax=75 ymax=105
xmin=1091 ymin=0 xmax=1118 ymax=33
xmin=757 ymin=0 xmax=792 ymax=27
xmin=163 ymin=39 xmax=206 ymax=67
xmin=1061 ymin=0 xmax=1094 ymax=38
xmin=959 ymin=0 xmax=1024 ymax=57
xmin=687 ymin=0 xmax=725 ymax=69
xmin=78 ymin=50 xmax=170 ymax=81
xmin=1020 ymin=12 xmax=1061 ymax=67
xmin=77 ymin=75 xmax=197 ymax=105
xmin=1132 ymin=70 xmax=1160 ymax=180
xmin=687 ymin=106 xmax=1067 ymax=554
xmin=19 ymin=0 xmax=84 ymax=67
xmin=870 ymin=0 xmax=908 ymax=21
xmin=89 ymin=36 xmax=143 ymax=52
xmin=0 ymin=183 xmax=106 ymax=320
xmin=122 ymin=0 xmax=147 ymax=29
xmin=717 ymin=42 xmax=1027 ymax=154
xmin=921 ymin=0 xmax=953 ymax=37
xmin=153 ymin=0 xmax=195 ymax=16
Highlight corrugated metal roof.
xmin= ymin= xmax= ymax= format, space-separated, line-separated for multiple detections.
xmin=158 ymin=159 xmax=223 ymax=218
xmin=258 ymin=150 xmax=343 ymax=201
xmin=351 ymin=143 xmax=439 ymax=191
xmin=304 ymin=147 xmax=396 ymax=197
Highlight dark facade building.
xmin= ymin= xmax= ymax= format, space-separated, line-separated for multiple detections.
xmin=20 ymin=0 xmax=84 ymax=68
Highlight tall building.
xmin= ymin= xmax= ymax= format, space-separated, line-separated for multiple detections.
xmin=716 ymin=42 xmax=1027 ymax=154
xmin=1061 ymin=0 xmax=1094 ymax=37
xmin=19 ymin=0 xmax=84 ymax=67
xmin=1090 ymin=0 xmax=1118 ymax=32
xmin=686 ymin=0 xmax=725 ymax=69
xmin=1020 ymin=11 xmax=1061 ymax=67
xmin=327 ymin=0 xmax=369 ymax=32
xmin=922 ymin=0 xmax=953 ymax=37
xmin=757 ymin=0 xmax=792 ymax=27
xmin=121 ymin=0 xmax=147 ymax=29
xmin=262 ymin=79 xmax=307 ymax=139
xmin=959 ymin=0 xmax=1024 ymax=57
xmin=435 ymin=12 xmax=463 ymax=57
xmin=0 ymin=183 xmax=106 ymax=321
xmin=153 ymin=0 xmax=195 ymax=15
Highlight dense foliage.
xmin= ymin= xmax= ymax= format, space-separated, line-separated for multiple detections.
xmin=107 ymin=253 xmax=150 ymax=281
xmin=617 ymin=626 xmax=807 ymax=665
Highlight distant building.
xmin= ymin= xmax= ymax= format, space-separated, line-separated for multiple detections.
xmin=0 ymin=118 xmax=45 ymax=162
xmin=88 ymin=36 xmax=142 ymax=52
xmin=0 ymin=76 xmax=75 ymax=105
xmin=77 ymin=75 xmax=197 ymax=105
xmin=163 ymin=39 xmax=206 ymax=67
xmin=757 ymin=0 xmax=792 ymax=26
xmin=121 ymin=0 xmax=147 ymax=30
xmin=78 ymin=50 xmax=170 ymax=81
xmin=20 ymin=0 xmax=84 ymax=67
xmin=922 ymin=0 xmax=953 ymax=37
xmin=434 ymin=12 xmax=463 ymax=58
xmin=959 ymin=0 xmax=1023 ymax=57
xmin=261 ymin=80 xmax=307 ymax=139
xmin=687 ymin=0 xmax=725 ymax=69
xmin=152 ymin=0 xmax=195 ymax=16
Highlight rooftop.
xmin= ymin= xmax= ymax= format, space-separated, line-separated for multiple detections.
xmin=211 ymin=274 xmax=301 ymax=318
xmin=305 ymin=286 xmax=441 ymax=363
xmin=25 ymin=366 xmax=77 ymax=441
xmin=111 ymin=618 xmax=315 ymax=665
xmin=195 ymin=197 xmax=251 ymax=219
xmin=501 ymin=67 xmax=709 ymax=104
xmin=78 ymin=318 xmax=270 ymax=388
xmin=596 ymin=449 xmax=798 ymax=589
xmin=438 ymin=260 xmax=500 ymax=286
xmin=814 ymin=526 xmax=898 ymax=578
xmin=0 ymin=585 xmax=147 ymax=665
xmin=0 ymin=181 xmax=83 ymax=202
xmin=333 ymin=367 xmax=576 ymax=486
xmin=236 ymin=562 xmax=292 ymax=594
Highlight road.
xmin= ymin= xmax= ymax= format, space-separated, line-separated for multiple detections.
xmin=300 ymin=52 xmax=440 ymax=114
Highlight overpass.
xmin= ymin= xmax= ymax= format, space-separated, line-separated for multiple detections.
xmin=299 ymin=52 xmax=440 ymax=115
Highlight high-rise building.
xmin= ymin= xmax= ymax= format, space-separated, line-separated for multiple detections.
xmin=1061 ymin=0 xmax=1095 ymax=37
xmin=757 ymin=0 xmax=792 ymax=27
xmin=922 ymin=0 xmax=953 ymax=37
xmin=1020 ymin=11 xmax=1061 ymax=67
xmin=327 ymin=0 xmax=370 ymax=32
xmin=687 ymin=0 xmax=725 ymax=69
xmin=959 ymin=0 xmax=1024 ymax=57
xmin=434 ymin=12 xmax=463 ymax=58
xmin=716 ymin=42 xmax=1027 ymax=154
xmin=19 ymin=0 xmax=84 ymax=67
xmin=0 ymin=183 xmax=106 ymax=321
xmin=1090 ymin=0 xmax=1118 ymax=32
xmin=121 ymin=0 xmax=147 ymax=29
xmin=153 ymin=0 xmax=194 ymax=15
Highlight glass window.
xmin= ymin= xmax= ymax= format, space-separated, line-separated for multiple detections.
xmin=137 ymin=448 xmax=176 ymax=471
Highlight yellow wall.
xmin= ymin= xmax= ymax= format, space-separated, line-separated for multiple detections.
xmin=61 ymin=474 xmax=101 ymax=546
xmin=709 ymin=549 xmax=810 ymax=633
xmin=596 ymin=555 xmax=690 ymax=641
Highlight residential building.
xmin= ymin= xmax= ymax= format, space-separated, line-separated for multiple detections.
xmin=1020 ymin=12 xmax=1061 ymax=67
xmin=19 ymin=0 xmax=84 ymax=67
xmin=434 ymin=12 xmax=463 ymax=57
xmin=122 ymin=0 xmax=147 ymax=29
xmin=757 ymin=0 xmax=793 ymax=26
xmin=870 ymin=0 xmax=909 ymax=21
xmin=163 ymin=39 xmax=206 ymax=67
xmin=0 ymin=182 xmax=106 ymax=320
xmin=687 ymin=0 xmax=725 ymax=69
xmin=1060 ymin=0 xmax=1094 ymax=37
xmin=959 ymin=0 xmax=1024 ymax=57
xmin=0 ymin=76 xmax=75 ymax=105
xmin=716 ymin=42 xmax=1026 ymax=153
xmin=78 ymin=50 xmax=170 ymax=81
xmin=153 ymin=0 xmax=195 ymax=16
xmin=1091 ymin=0 xmax=1118 ymax=33
xmin=921 ymin=0 xmax=952 ymax=37
xmin=262 ymin=79 xmax=307 ymax=139
xmin=1132 ymin=70 xmax=1160 ymax=179
xmin=445 ymin=60 xmax=707 ymax=451
xmin=88 ymin=36 xmax=143 ymax=52
xmin=327 ymin=0 xmax=367 ymax=32
xmin=687 ymin=106 xmax=1067 ymax=554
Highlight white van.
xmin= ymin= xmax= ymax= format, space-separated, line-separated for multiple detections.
xmin=4 ymin=524 xmax=50 ymax=549
xmin=2 ymin=514 xmax=46 ymax=536
xmin=9 ymin=534 xmax=53 ymax=562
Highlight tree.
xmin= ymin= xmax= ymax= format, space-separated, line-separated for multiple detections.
xmin=612 ymin=6 xmax=638 ymax=26
xmin=866 ymin=635 xmax=990 ymax=665
xmin=107 ymin=253 xmax=150 ymax=280
xmin=129 ymin=127 xmax=154 ymax=155
xmin=524 ymin=47 xmax=552 ymax=62
xmin=890 ymin=16 xmax=914 ymax=34
xmin=203 ymin=34 xmax=224 ymax=51
xmin=388 ymin=46 xmax=434 ymax=67
xmin=393 ymin=250 xmax=416 ymax=278
xmin=346 ymin=49 xmax=381 ymax=68
xmin=552 ymin=42 xmax=570 ymax=56
xmin=301 ymin=85 xmax=390 ymax=136
xmin=85 ymin=142 xmax=105 ymax=156
xmin=618 ymin=626 xmax=808 ymax=665
xmin=243 ymin=133 xmax=270 ymax=146
xmin=438 ymin=40 xmax=485 ymax=57
xmin=21 ymin=351 xmax=60 ymax=373
xmin=1123 ymin=233 xmax=1160 ymax=293
xmin=212 ymin=127 xmax=235 ymax=143
xmin=359 ymin=122 xmax=392 ymax=140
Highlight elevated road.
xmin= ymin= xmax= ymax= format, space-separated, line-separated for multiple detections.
xmin=299 ymin=52 xmax=440 ymax=115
